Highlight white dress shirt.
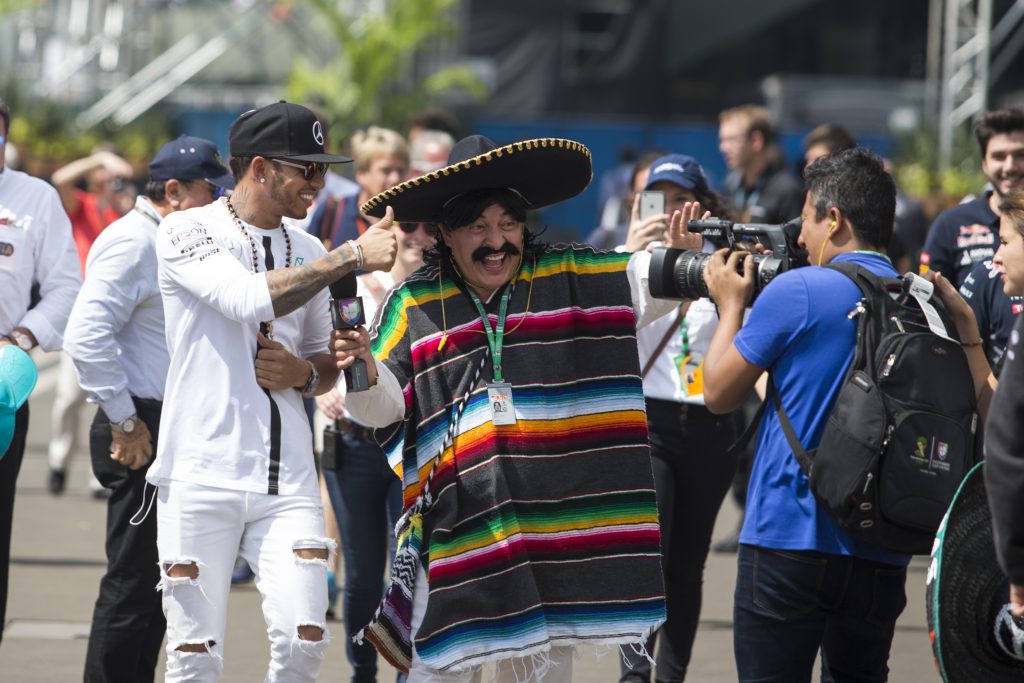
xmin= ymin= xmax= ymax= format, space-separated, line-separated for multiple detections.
xmin=147 ymin=199 xmax=332 ymax=496
xmin=0 ymin=168 xmax=82 ymax=350
xmin=348 ymin=249 xmax=678 ymax=427
xmin=64 ymin=197 xmax=170 ymax=422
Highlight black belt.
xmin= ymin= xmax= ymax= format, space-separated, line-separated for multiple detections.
xmin=333 ymin=417 xmax=377 ymax=445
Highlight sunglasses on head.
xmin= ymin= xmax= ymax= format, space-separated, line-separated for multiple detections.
xmin=271 ymin=158 xmax=330 ymax=181
xmin=190 ymin=180 xmax=226 ymax=199
xmin=399 ymin=222 xmax=438 ymax=237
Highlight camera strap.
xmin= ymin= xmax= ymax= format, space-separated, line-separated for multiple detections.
xmin=641 ymin=303 xmax=687 ymax=379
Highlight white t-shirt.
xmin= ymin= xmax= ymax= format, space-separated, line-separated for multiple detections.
xmin=0 ymin=168 xmax=81 ymax=350
xmin=148 ymin=199 xmax=332 ymax=496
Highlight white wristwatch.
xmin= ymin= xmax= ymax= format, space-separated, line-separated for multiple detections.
xmin=110 ymin=415 xmax=138 ymax=435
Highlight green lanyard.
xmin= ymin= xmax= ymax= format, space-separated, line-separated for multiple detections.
xmin=467 ymin=286 xmax=512 ymax=382
xmin=679 ymin=311 xmax=690 ymax=357
xmin=851 ymin=250 xmax=892 ymax=263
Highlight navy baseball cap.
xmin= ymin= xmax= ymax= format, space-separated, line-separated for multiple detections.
xmin=149 ymin=135 xmax=235 ymax=190
xmin=644 ymin=154 xmax=709 ymax=193
xmin=228 ymin=101 xmax=351 ymax=164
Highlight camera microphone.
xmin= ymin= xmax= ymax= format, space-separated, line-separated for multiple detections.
xmin=328 ymin=272 xmax=370 ymax=392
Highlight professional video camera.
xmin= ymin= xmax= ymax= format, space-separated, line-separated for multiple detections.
xmin=649 ymin=217 xmax=807 ymax=302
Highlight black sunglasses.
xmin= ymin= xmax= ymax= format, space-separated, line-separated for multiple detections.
xmin=271 ymin=158 xmax=329 ymax=181
xmin=399 ymin=222 xmax=438 ymax=237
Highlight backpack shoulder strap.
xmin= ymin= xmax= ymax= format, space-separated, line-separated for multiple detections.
xmin=767 ymin=375 xmax=816 ymax=475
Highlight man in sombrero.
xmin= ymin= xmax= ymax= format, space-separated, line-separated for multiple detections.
xmin=336 ymin=135 xmax=701 ymax=682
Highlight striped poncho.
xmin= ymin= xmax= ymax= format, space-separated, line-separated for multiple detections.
xmin=371 ymin=244 xmax=666 ymax=671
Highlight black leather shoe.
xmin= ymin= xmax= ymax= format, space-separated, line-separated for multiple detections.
xmin=48 ymin=469 xmax=66 ymax=495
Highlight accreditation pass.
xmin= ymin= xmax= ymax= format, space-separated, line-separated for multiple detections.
xmin=487 ymin=382 xmax=517 ymax=425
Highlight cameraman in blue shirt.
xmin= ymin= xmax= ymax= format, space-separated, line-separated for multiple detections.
xmin=700 ymin=148 xmax=909 ymax=683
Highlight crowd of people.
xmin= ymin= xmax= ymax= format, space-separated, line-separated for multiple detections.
xmin=1 ymin=93 xmax=1024 ymax=683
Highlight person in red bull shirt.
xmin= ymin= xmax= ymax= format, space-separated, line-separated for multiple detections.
xmin=920 ymin=109 xmax=1024 ymax=287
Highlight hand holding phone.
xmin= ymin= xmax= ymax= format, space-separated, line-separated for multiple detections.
xmin=638 ymin=190 xmax=666 ymax=221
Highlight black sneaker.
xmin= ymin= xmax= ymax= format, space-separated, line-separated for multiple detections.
xmin=48 ymin=469 xmax=66 ymax=495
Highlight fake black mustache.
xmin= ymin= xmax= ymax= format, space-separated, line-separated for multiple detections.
xmin=472 ymin=242 xmax=521 ymax=263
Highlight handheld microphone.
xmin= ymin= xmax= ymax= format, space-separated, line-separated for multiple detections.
xmin=329 ymin=272 xmax=370 ymax=392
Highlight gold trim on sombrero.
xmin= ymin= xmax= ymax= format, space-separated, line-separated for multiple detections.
xmin=360 ymin=138 xmax=591 ymax=215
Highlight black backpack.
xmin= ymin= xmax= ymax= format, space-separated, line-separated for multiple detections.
xmin=756 ymin=262 xmax=981 ymax=555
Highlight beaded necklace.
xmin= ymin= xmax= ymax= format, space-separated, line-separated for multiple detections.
xmin=224 ymin=196 xmax=292 ymax=271
xmin=224 ymin=196 xmax=292 ymax=337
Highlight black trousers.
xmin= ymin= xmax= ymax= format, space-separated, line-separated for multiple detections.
xmin=622 ymin=399 xmax=738 ymax=683
xmin=0 ymin=403 xmax=29 ymax=644
xmin=83 ymin=398 xmax=165 ymax=683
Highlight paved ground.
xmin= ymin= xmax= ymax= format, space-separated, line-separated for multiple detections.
xmin=0 ymin=350 xmax=938 ymax=681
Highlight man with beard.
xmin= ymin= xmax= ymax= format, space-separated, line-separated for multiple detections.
xmin=148 ymin=101 xmax=396 ymax=682
xmin=718 ymin=104 xmax=804 ymax=224
xmin=921 ymin=109 xmax=1024 ymax=287
xmin=333 ymin=135 xmax=702 ymax=682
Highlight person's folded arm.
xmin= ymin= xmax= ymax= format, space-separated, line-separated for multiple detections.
xmin=345 ymin=360 xmax=405 ymax=427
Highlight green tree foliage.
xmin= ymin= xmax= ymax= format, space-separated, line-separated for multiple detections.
xmin=0 ymin=0 xmax=37 ymax=14
xmin=286 ymin=0 xmax=485 ymax=142
xmin=3 ymin=80 xmax=171 ymax=172
xmin=894 ymin=123 xmax=988 ymax=202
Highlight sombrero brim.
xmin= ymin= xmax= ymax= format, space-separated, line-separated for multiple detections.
xmin=361 ymin=138 xmax=592 ymax=223
xmin=928 ymin=461 xmax=1024 ymax=682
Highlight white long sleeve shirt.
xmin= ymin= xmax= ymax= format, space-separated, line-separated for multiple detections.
xmin=0 ymin=168 xmax=82 ymax=350
xmin=64 ymin=197 xmax=169 ymax=422
xmin=147 ymin=199 xmax=332 ymax=496
xmin=347 ymin=249 xmax=677 ymax=427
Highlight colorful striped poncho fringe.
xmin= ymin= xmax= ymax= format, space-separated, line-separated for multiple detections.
xmin=366 ymin=244 xmax=667 ymax=672
xmin=356 ymin=352 xmax=490 ymax=673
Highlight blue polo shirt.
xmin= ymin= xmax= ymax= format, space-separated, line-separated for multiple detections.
xmin=734 ymin=251 xmax=910 ymax=566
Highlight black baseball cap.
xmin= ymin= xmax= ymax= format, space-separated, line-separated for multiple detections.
xmin=228 ymin=101 xmax=352 ymax=164
xmin=149 ymin=135 xmax=235 ymax=190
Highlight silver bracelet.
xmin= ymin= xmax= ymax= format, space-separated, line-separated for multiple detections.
xmin=345 ymin=239 xmax=364 ymax=270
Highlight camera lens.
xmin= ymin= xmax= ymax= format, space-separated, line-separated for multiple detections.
xmin=673 ymin=251 xmax=712 ymax=300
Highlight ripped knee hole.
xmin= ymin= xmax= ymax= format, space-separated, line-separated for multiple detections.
xmin=164 ymin=561 xmax=199 ymax=579
xmin=176 ymin=640 xmax=215 ymax=652
xmin=297 ymin=625 xmax=324 ymax=641
xmin=293 ymin=548 xmax=328 ymax=561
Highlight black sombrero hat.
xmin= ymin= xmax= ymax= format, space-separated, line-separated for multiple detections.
xmin=360 ymin=135 xmax=592 ymax=223
xmin=927 ymin=461 xmax=1024 ymax=682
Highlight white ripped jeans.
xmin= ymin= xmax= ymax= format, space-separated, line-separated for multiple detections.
xmin=156 ymin=481 xmax=334 ymax=683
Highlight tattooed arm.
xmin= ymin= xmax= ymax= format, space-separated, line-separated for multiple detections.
xmin=265 ymin=207 xmax=397 ymax=318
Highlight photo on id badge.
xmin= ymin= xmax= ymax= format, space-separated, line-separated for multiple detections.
xmin=487 ymin=382 xmax=517 ymax=425
xmin=675 ymin=354 xmax=703 ymax=396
